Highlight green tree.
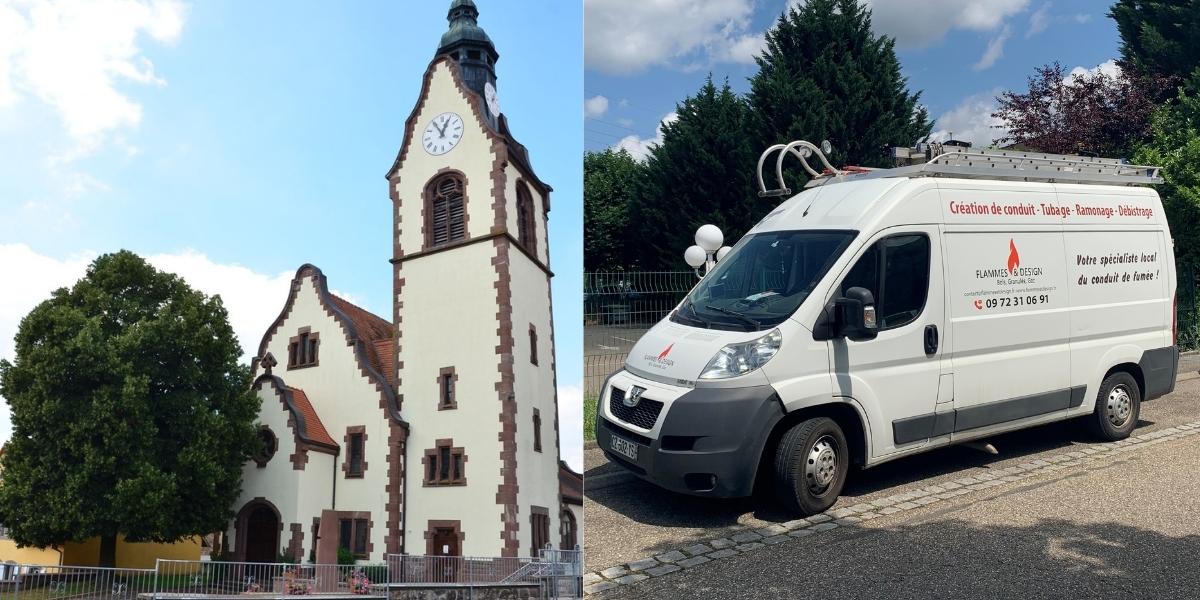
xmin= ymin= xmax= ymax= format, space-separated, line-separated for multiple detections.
xmin=1110 ymin=0 xmax=1200 ymax=86
xmin=749 ymin=0 xmax=931 ymax=176
xmin=1133 ymin=78 xmax=1200 ymax=272
xmin=584 ymin=148 xmax=642 ymax=271
xmin=0 ymin=251 xmax=260 ymax=567
xmin=631 ymin=77 xmax=767 ymax=270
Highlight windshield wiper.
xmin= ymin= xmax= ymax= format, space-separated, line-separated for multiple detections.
xmin=704 ymin=305 xmax=761 ymax=329
xmin=681 ymin=300 xmax=710 ymax=327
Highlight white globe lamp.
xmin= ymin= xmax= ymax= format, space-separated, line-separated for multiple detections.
xmin=716 ymin=246 xmax=732 ymax=262
xmin=695 ymin=224 xmax=724 ymax=253
xmin=684 ymin=245 xmax=707 ymax=269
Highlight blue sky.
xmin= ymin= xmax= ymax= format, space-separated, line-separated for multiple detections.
xmin=0 ymin=0 xmax=584 ymax=469
xmin=585 ymin=0 xmax=1122 ymax=158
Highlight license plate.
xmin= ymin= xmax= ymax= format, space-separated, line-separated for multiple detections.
xmin=609 ymin=434 xmax=639 ymax=462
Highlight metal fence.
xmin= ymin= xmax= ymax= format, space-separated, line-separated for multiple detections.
xmin=0 ymin=550 xmax=583 ymax=600
xmin=584 ymin=271 xmax=696 ymax=397
xmin=0 ymin=564 xmax=157 ymax=600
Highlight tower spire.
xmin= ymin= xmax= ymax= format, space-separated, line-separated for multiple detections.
xmin=438 ymin=0 xmax=499 ymax=106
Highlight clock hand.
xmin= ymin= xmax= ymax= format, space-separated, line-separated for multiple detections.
xmin=436 ymin=119 xmax=449 ymax=138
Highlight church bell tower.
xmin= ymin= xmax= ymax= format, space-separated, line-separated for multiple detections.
xmin=386 ymin=0 xmax=562 ymax=559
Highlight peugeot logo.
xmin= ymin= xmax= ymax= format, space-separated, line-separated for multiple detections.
xmin=623 ymin=386 xmax=646 ymax=408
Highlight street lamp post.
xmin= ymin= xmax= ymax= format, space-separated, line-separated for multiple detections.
xmin=684 ymin=224 xmax=732 ymax=279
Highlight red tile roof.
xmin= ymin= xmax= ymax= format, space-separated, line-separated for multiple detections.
xmin=329 ymin=295 xmax=395 ymax=382
xmin=559 ymin=461 xmax=583 ymax=505
xmin=287 ymin=387 xmax=336 ymax=447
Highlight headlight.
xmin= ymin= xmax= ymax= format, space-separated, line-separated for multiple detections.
xmin=699 ymin=329 xmax=782 ymax=379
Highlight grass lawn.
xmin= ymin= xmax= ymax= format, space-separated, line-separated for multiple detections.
xmin=584 ymin=396 xmax=597 ymax=441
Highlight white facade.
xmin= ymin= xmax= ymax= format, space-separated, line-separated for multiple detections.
xmin=227 ymin=2 xmax=565 ymax=562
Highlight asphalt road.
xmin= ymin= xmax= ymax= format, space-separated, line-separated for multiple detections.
xmin=584 ymin=373 xmax=1200 ymax=588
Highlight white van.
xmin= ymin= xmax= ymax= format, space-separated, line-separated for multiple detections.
xmin=595 ymin=142 xmax=1179 ymax=515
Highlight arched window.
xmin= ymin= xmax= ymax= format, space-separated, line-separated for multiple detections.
xmin=516 ymin=181 xmax=537 ymax=256
xmin=426 ymin=174 xmax=466 ymax=247
xmin=560 ymin=509 xmax=577 ymax=549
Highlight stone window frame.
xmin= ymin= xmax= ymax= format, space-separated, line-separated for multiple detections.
xmin=424 ymin=171 xmax=469 ymax=250
xmin=528 ymin=324 xmax=538 ymax=366
xmin=422 ymin=439 xmax=467 ymax=487
xmin=437 ymin=367 xmax=458 ymax=411
xmin=530 ymin=506 xmax=550 ymax=556
xmin=515 ymin=180 xmax=538 ymax=257
xmin=287 ymin=327 xmax=320 ymax=370
xmin=343 ymin=426 xmax=367 ymax=478
xmin=335 ymin=511 xmax=373 ymax=559
xmin=532 ymin=408 xmax=542 ymax=453
xmin=252 ymin=425 xmax=279 ymax=468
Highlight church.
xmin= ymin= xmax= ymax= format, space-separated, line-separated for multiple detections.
xmin=223 ymin=0 xmax=575 ymax=562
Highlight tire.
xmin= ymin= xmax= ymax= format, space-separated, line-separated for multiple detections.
xmin=773 ymin=417 xmax=849 ymax=516
xmin=1086 ymin=371 xmax=1141 ymax=441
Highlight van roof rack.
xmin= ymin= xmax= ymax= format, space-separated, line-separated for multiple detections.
xmin=757 ymin=140 xmax=1163 ymax=196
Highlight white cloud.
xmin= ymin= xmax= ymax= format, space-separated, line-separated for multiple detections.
xmin=0 ymin=0 xmax=186 ymax=158
xmin=1069 ymin=59 xmax=1121 ymax=80
xmin=613 ymin=112 xmax=678 ymax=161
xmin=972 ymin=25 xmax=1011 ymax=70
xmin=1027 ymin=2 xmax=1050 ymax=37
xmin=863 ymin=0 xmax=1028 ymax=48
xmin=584 ymin=0 xmax=759 ymax=74
xmin=929 ymin=88 xmax=1008 ymax=148
xmin=0 ymin=244 xmax=297 ymax=444
xmin=584 ymin=95 xmax=610 ymax=119
xmin=557 ymin=384 xmax=583 ymax=472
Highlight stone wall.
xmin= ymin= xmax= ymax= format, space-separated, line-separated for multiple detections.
xmin=388 ymin=583 xmax=540 ymax=600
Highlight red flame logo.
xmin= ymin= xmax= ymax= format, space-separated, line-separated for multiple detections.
xmin=1007 ymin=239 xmax=1020 ymax=273
xmin=658 ymin=344 xmax=674 ymax=360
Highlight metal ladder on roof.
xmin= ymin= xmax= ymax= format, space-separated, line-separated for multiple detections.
xmin=756 ymin=140 xmax=1163 ymax=197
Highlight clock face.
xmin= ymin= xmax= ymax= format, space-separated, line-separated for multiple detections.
xmin=422 ymin=112 xmax=464 ymax=156
xmin=484 ymin=82 xmax=500 ymax=117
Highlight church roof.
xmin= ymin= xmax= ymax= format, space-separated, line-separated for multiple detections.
xmin=287 ymin=387 xmax=336 ymax=447
xmin=438 ymin=0 xmax=495 ymax=56
xmin=329 ymin=294 xmax=394 ymax=382
xmin=559 ymin=461 xmax=583 ymax=505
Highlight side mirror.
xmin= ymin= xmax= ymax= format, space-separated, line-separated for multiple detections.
xmin=836 ymin=287 xmax=878 ymax=341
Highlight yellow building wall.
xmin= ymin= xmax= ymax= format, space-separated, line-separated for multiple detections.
xmin=0 ymin=539 xmax=62 ymax=565
xmin=62 ymin=536 xmax=202 ymax=569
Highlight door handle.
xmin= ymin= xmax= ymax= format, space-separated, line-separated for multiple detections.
xmin=924 ymin=324 xmax=939 ymax=356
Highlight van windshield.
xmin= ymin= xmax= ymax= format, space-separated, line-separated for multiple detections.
xmin=673 ymin=230 xmax=856 ymax=331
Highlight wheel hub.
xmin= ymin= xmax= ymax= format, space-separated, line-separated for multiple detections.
xmin=1107 ymin=385 xmax=1132 ymax=427
xmin=805 ymin=436 xmax=838 ymax=494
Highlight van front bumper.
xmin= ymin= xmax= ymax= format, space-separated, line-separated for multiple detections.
xmin=595 ymin=374 xmax=785 ymax=498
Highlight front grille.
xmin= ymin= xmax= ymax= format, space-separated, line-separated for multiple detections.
xmin=609 ymin=386 xmax=664 ymax=430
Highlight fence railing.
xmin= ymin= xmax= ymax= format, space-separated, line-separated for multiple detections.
xmin=584 ymin=271 xmax=695 ymax=397
xmin=154 ymin=560 xmax=386 ymax=596
xmin=0 ymin=550 xmax=583 ymax=599
xmin=0 ymin=564 xmax=157 ymax=600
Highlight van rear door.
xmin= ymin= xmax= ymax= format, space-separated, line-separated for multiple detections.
xmin=827 ymin=225 xmax=947 ymax=457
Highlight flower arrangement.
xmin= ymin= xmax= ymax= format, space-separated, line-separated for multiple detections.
xmin=243 ymin=578 xmax=261 ymax=594
xmin=346 ymin=570 xmax=372 ymax=595
xmin=283 ymin=569 xmax=313 ymax=596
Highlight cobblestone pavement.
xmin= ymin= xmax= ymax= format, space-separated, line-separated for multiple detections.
xmin=584 ymin=374 xmax=1200 ymax=597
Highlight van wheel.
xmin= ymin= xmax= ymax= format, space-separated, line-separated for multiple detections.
xmin=1087 ymin=372 xmax=1141 ymax=441
xmin=774 ymin=417 xmax=849 ymax=516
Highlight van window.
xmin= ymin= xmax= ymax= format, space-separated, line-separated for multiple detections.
xmin=675 ymin=230 xmax=856 ymax=331
xmin=841 ymin=233 xmax=930 ymax=330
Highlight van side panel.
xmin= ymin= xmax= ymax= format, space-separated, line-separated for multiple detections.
xmin=1063 ymin=229 xmax=1170 ymax=411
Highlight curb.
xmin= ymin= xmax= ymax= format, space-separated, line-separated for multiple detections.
xmin=583 ymin=420 xmax=1200 ymax=596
